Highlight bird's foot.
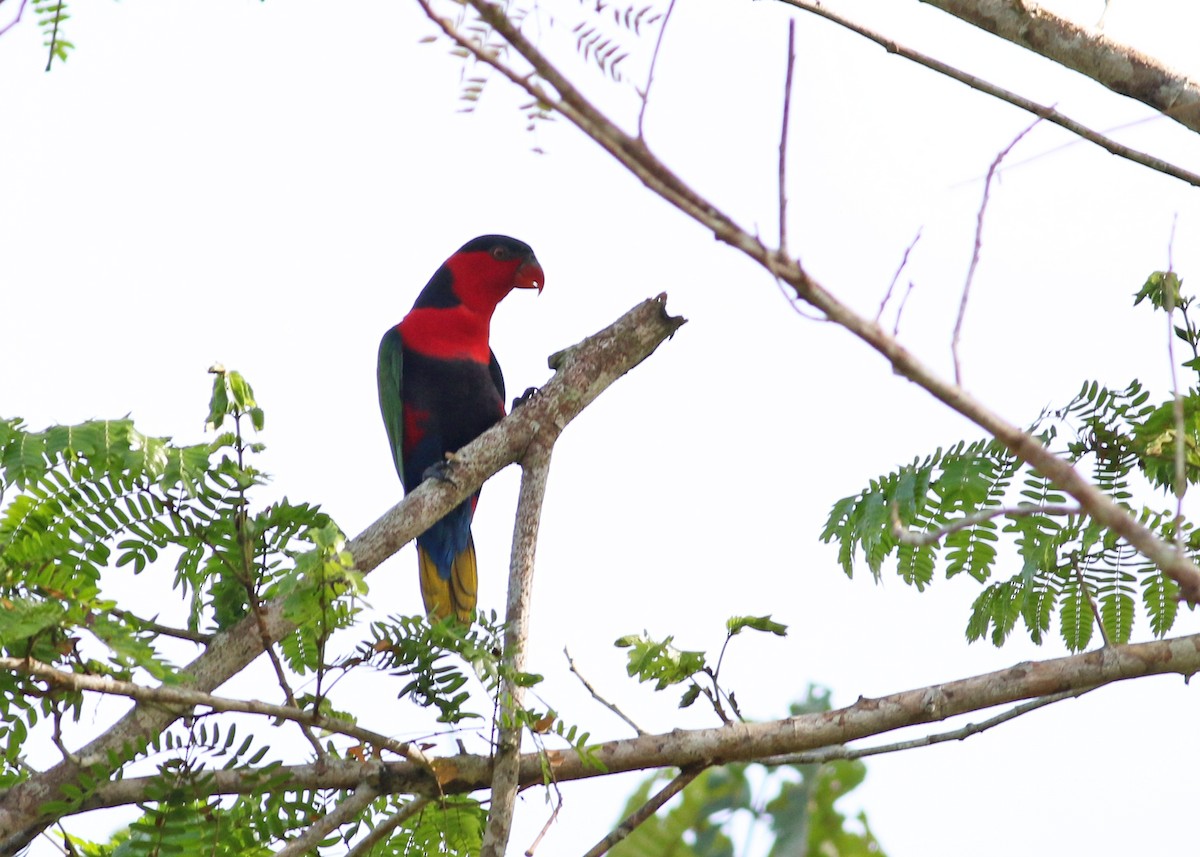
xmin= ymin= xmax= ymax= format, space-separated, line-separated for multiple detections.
xmin=512 ymin=386 xmax=541 ymax=410
xmin=422 ymin=454 xmax=460 ymax=486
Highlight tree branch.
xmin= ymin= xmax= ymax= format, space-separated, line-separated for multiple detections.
xmin=582 ymin=765 xmax=704 ymax=857
xmin=57 ymin=632 xmax=1200 ymax=819
xmin=428 ymin=0 xmax=1200 ymax=600
xmin=275 ymin=781 xmax=380 ymax=857
xmin=891 ymin=503 xmax=1083 ymax=546
xmin=917 ymin=0 xmax=1200 ymax=135
xmin=481 ymin=438 xmax=556 ymax=856
xmin=0 ymin=656 xmax=430 ymax=766
xmin=0 ymin=296 xmax=685 ymax=853
xmin=778 ymin=0 xmax=1200 ymax=189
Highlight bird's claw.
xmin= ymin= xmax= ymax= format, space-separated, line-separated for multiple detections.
xmin=423 ymin=455 xmax=459 ymax=486
xmin=512 ymin=386 xmax=541 ymax=410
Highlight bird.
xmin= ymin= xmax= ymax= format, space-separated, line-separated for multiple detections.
xmin=377 ymin=235 xmax=544 ymax=622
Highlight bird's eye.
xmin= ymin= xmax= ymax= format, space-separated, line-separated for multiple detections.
xmin=491 ymin=246 xmax=513 ymax=261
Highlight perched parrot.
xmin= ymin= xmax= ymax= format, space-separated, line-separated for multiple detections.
xmin=377 ymin=235 xmax=544 ymax=622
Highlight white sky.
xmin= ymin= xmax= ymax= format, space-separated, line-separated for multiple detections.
xmin=4 ymin=0 xmax=1200 ymax=854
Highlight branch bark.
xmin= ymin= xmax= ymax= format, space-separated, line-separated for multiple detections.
xmin=0 ymin=296 xmax=685 ymax=854
xmin=779 ymin=0 xmax=1200 ymax=189
xmin=918 ymin=0 xmax=1200 ymax=134
xmin=56 ymin=632 xmax=1200 ymax=819
xmin=481 ymin=438 xmax=556 ymax=856
xmin=427 ymin=0 xmax=1200 ymax=600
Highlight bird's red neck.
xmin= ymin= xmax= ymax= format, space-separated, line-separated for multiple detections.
xmin=399 ymin=304 xmax=493 ymax=364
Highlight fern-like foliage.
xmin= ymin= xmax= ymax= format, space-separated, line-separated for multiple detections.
xmin=823 ymin=273 xmax=1200 ymax=652
xmin=32 ymin=0 xmax=72 ymax=69
xmin=0 ymin=367 xmax=372 ymax=847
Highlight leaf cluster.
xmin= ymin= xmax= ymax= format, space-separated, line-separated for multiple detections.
xmin=610 ymin=686 xmax=885 ymax=857
xmin=822 ymin=275 xmax=1200 ymax=651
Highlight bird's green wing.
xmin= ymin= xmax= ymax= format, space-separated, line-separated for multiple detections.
xmin=377 ymin=326 xmax=406 ymax=488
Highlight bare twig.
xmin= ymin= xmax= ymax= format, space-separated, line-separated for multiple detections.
xmin=481 ymin=440 xmax=556 ymax=857
xmin=107 ymin=607 xmax=213 ymax=646
xmin=778 ymin=20 xmax=796 ymax=257
xmin=953 ymin=117 xmax=1041 ymax=385
xmin=524 ymin=788 xmax=562 ymax=856
xmin=892 ymin=503 xmax=1083 ymax=546
xmin=1166 ymin=218 xmax=1187 ymax=552
xmin=759 ymin=687 xmax=1092 ymax=766
xmin=636 ymin=0 xmax=677 ymax=140
xmin=343 ymin=797 xmax=430 ymax=857
xmin=778 ymin=0 xmax=1200 ymax=190
xmin=566 ymin=647 xmax=647 ymax=736
xmin=0 ymin=0 xmax=30 ymax=39
xmin=893 ymin=281 xmax=916 ymax=338
xmin=582 ymin=766 xmax=704 ymax=857
xmin=877 ymin=230 xmax=922 ymax=323
xmin=275 ymin=782 xmax=380 ymax=857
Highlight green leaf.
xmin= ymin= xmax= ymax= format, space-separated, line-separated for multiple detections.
xmin=725 ymin=615 xmax=787 ymax=637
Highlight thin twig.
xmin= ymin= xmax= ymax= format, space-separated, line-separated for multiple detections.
xmin=248 ymin=593 xmax=327 ymax=760
xmin=1166 ymin=217 xmax=1186 ymax=552
xmin=0 ymin=0 xmax=29 ymax=39
xmin=275 ymin=782 xmax=380 ymax=857
xmin=893 ymin=281 xmax=916 ymax=337
xmin=876 ymin=229 xmax=922 ymax=323
xmin=565 ymin=647 xmax=647 ymax=736
xmin=891 ymin=503 xmax=1082 ymax=546
xmin=480 ymin=440 xmax=556 ymax=857
xmin=1075 ymin=557 xmax=1112 ymax=648
xmin=344 ymin=797 xmax=430 ymax=857
xmin=953 ymin=117 xmax=1041 ymax=385
xmin=582 ymin=765 xmax=704 ymax=857
xmin=778 ymin=0 xmax=1200 ymax=190
xmin=759 ymin=687 xmax=1092 ymax=766
xmin=778 ymin=20 xmax=796 ymax=257
xmin=524 ymin=787 xmax=562 ymax=857
xmin=636 ymin=0 xmax=677 ymax=140
xmin=0 ymin=656 xmax=432 ymax=766
xmin=107 ymin=607 xmax=213 ymax=646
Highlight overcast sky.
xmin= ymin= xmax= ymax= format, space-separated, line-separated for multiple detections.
xmin=5 ymin=0 xmax=1200 ymax=854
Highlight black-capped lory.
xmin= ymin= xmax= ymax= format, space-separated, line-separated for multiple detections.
xmin=377 ymin=235 xmax=544 ymax=622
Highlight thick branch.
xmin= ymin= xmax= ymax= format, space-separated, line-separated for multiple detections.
xmin=0 ymin=296 xmax=685 ymax=853
xmin=435 ymin=0 xmax=1200 ymax=600
xmin=918 ymin=0 xmax=1200 ymax=134
xmin=779 ymin=0 xmax=1200 ymax=189
xmin=62 ymin=633 xmax=1200 ymax=817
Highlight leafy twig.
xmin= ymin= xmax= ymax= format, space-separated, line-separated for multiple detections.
xmin=891 ymin=503 xmax=1082 ymax=546
xmin=0 ymin=655 xmax=431 ymax=765
xmin=343 ymin=797 xmax=430 ymax=857
xmin=275 ymin=782 xmax=380 ymax=857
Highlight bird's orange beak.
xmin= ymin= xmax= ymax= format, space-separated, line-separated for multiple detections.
xmin=515 ymin=259 xmax=545 ymax=293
